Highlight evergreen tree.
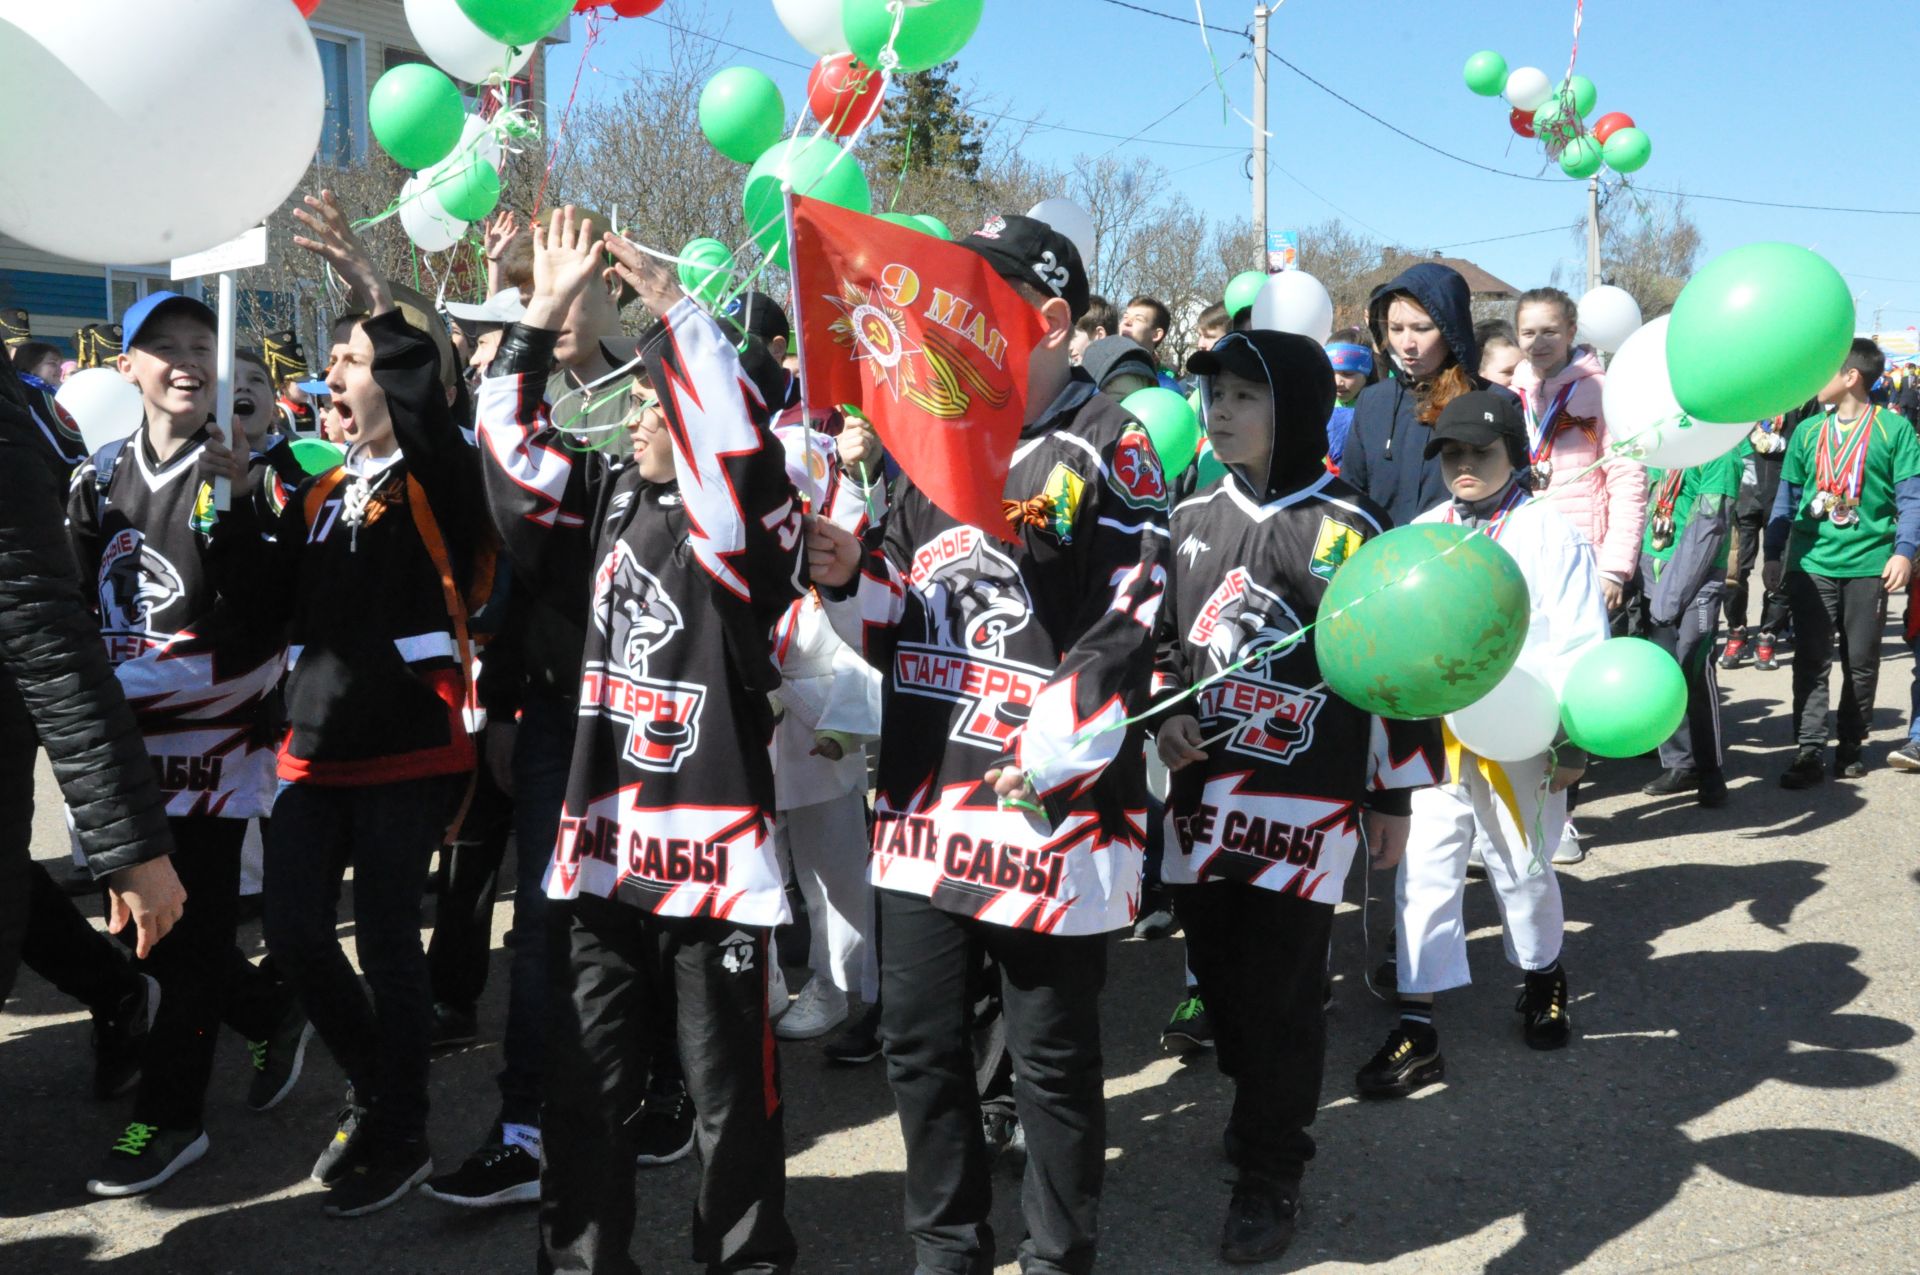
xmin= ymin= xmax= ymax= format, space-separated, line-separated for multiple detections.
xmin=865 ymin=61 xmax=984 ymax=183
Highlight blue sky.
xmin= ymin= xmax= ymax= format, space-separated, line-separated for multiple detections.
xmin=550 ymin=0 xmax=1920 ymax=330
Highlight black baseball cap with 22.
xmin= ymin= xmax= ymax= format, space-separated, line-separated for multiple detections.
xmin=957 ymin=214 xmax=1090 ymax=322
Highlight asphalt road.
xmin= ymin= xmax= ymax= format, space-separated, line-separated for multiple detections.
xmin=3 ymin=639 xmax=1918 ymax=1274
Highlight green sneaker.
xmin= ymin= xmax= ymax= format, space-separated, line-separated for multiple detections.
xmin=1161 ymin=993 xmax=1214 ymax=1053
xmin=86 ymin=1122 xmax=209 ymax=1197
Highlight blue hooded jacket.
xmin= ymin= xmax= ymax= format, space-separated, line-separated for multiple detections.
xmin=1341 ymin=262 xmax=1516 ymax=528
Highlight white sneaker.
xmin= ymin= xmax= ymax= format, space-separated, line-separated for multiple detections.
xmin=767 ymin=962 xmax=791 ymax=1023
xmin=773 ymin=975 xmax=848 ymax=1040
xmin=1551 ymin=820 xmax=1586 ymax=865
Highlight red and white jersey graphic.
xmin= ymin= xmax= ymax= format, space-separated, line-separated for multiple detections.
xmin=1161 ymin=770 xmax=1359 ymax=902
xmin=549 ymin=783 xmax=786 ymax=925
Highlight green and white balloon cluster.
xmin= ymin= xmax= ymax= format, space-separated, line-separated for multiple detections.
xmin=1462 ymin=50 xmax=1651 ymax=179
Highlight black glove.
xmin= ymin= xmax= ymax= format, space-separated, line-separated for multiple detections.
xmin=1762 ymin=558 xmax=1784 ymax=594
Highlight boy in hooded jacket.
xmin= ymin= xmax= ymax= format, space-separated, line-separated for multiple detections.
xmin=1152 ymin=330 xmax=1442 ymax=1265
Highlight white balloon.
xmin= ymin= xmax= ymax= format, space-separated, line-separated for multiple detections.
xmin=1505 ymin=66 xmax=1552 ymax=112
xmin=1600 ymin=316 xmax=1750 ymax=468
xmin=456 ymin=113 xmax=505 ymax=171
xmin=399 ymin=174 xmax=468 ymax=253
xmin=1445 ymin=664 xmax=1561 ymax=764
xmin=1026 ymin=198 xmax=1097 ymax=272
xmin=1575 ymin=284 xmax=1643 ymax=354
xmin=404 ymin=0 xmax=536 ymax=84
xmin=1250 ymin=271 xmax=1335 ymax=343
xmin=772 ymin=0 xmax=851 ymax=57
xmin=0 ymin=1 xmax=323 ymax=265
xmin=56 ymin=369 xmax=143 ymax=454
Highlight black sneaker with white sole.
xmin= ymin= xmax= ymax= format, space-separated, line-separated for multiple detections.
xmin=246 ymin=1005 xmax=314 ymax=1112
xmin=421 ymin=1138 xmax=540 ymax=1208
xmin=322 ymin=1136 xmax=432 ymax=1218
xmin=310 ymin=1088 xmax=370 ymax=1185
xmin=1890 ymin=742 xmax=1920 ymax=772
xmin=93 ymin=973 xmax=160 ymax=1100
xmin=631 ymin=1087 xmax=695 ymax=1166
xmin=86 ymin=1123 xmax=209 ymax=1197
xmin=821 ymin=1001 xmax=883 ymax=1065
xmin=1161 ymin=994 xmax=1214 ymax=1053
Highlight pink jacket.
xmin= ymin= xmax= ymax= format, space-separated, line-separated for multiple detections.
xmin=1510 ymin=347 xmax=1646 ymax=581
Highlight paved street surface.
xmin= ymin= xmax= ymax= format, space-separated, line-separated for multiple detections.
xmin=3 ymin=641 xmax=1918 ymax=1274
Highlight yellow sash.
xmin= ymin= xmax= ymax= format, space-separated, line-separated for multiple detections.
xmin=1440 ymin=722 xmax=1529 ymax=850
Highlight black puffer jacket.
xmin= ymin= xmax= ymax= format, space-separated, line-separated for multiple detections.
xmin=0 ymin=371 xmax=173 ymax=877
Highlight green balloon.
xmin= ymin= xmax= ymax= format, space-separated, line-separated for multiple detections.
xmin=455 ymin=0 xmax=575 ymax=47
xmin=1224 ymin=270 xmax=1266 ymax=317
xmin=1463 ymin=50 xmax=1508 ymax=97
xmin=1315 ymin=524 xmax=1529 ymax=720
xmin=913 ymin=214 xmax=954 ymax=240
xmin=1564 ymin=73 xmax=1598 ymax=117
xmin=877 ymin=212 xmax=927 ymax=233
xmin=1192 ymin=440 xmax=1228 ymax=490
xmin=369 ymin=64 xmax=464 ymax=171
xmin=1558 ymin=638 xmax=1687 ymax=758
xmin=677 ymin=237 xmax=734 ymax=308
xmin=1667 ymin=243 xmax=1855 ymax=423
xmin=1602 ymin=126 xmax=1652 ymax=174
xmin=432 ymin=156 xmax=501 ymax=222
xmin=1559 ymin=135 xmax=1604 ymax=179
xmin=288 ymin=438 xmax=344 ymax=476
xmin=1532 ymin=98 xmax=1570 ymax=137
xmin=1121 ymin=386 xmax=1199 ymax=481
xmin=844 ymin=0 xmax=984 ymax=74
xmin=742 ymin=135 xmax=871 ymax=270
xmin=699 ymin=67 xmax=786 ymax=164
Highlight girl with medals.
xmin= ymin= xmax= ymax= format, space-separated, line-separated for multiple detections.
xmin=1767 ymin=338 xmax=1920 ymax=788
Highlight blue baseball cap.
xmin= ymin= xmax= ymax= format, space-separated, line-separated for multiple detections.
xmin=120 ymin=291 xmax=216 ymax=350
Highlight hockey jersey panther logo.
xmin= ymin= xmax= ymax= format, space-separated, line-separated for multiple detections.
xmin=594 ymin=543 xmax=684 ymax=677
xmin=1188 ymin=568 xmax=1303 ymax=678
xmin=911 ymin=526 xmax=1033 ymax=659
xmin=97 ymin=528 xmax=184 ymax=636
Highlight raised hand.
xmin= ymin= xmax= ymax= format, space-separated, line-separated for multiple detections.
xmin=524 ymin=206 xmax=606 ymax=330
xmin=292 ymin=190 xmax=392 ymax=315
xmin=601 ymin=231 xmax=686 ymax=319
xmin=482 ymin=209 xmax=520 ymax=262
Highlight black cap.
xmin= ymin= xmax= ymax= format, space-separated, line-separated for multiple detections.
xmin=720 ymin=290 xmax=791 ymax=345
xmin=958 ymin=214 xmax=1090 ymax=321
xmin=1424 ymin=390 xmax=1528 ymax=468
xmin=1186 ymin=337 xmax=1269 ymax=383
xmin=1080 ymin=336 xmax=1156 ymax=392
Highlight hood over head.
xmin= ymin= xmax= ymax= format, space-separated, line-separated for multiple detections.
xmin=1367 ymin=261 xmax=1477 ymax=381
xmin=1188 ymin=328 xmax=1334 ymax=498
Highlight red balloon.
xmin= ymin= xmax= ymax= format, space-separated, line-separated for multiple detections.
xmin=1592 ymin=111 xmax=1636 ymax=144
xmin=609 ymin=0 xmax=664 ymax=15
xmin=806 ymin=53 xmax=885 ymax=138
xmin=1508 ymin=107 xmax=1535 ymax=139
xmin=294 ymin=0 xmax=324 ymax=13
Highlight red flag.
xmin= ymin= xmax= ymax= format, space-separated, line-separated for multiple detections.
xmin=790 ymin=195 xmax=1046 ymax=543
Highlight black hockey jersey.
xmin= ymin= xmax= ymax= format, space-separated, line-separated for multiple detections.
xmin=68 ymin=429 xmax=285 ymax=817
xmin=475 ymin=299 xmax=805 ymax=925
xmin=827 ymin=379 xmax=1168 ymax=935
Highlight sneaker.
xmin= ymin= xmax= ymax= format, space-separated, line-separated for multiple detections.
xmin=822 ymin=1002 xmax=883 ymax=1065
xmin=773 ymin=975 xmax=848 ymax=1041
xmin=85 ymin=1123 xmax=209 ymax=1197
xmin=1754 ymin=637 xmax=1779 ymax=671
xmin=1550 ymin=837 xmax=1586 ymax=866
xmin=1780 ymin=747 xmax=1826 ymax=789
xmin=1219 ymin=1175 xmax=1300 ymax=1265
xmin=1836 ymin=744 xmax=1867 ymax=780
xmin=1889 ymin=742 xmax=1920 ymax=772
xmin=1642 ymin=767 xmax=1701 ymax=796
xmin=429 ymin=1002 xmax=478 ymax=1051
xmin=246 ymin=1005 xmax=314 ymax=1112
xmin=1370 ymin=958 xmax=1397 ymax=996
xmin=323 ymin=1135 xmax=432 ymax=1218
xmin=1161 ymin=993 xmax=1214 ymax=1053
xmin=1718 ymin=634 xmax=1749 ymax=669
xmin=632 ymin=1086 xmax=695 ymax=1166
xmin=421 ymin=1138 xmax=539 ymax=1208
xmin=1518 ymin=966 xmax=1573 ymax=1050
xmin=1356 ymin=1028 xmax=1444 ymax=1098
xmin=92 ymin=973 xmax=160 ymax=1100
xmin=310 ymin=1088 xmax=369 ymax=1185
xmin=767 ymin=962 xmax=790 ymax=1024
xmin=1696 ymin=770 xmax=1729 ymax=808
xmin=1130 ymin=888 xmax=1178 ymax=941
xmin=981 ymin=1109 xmax=1018 ymax=1161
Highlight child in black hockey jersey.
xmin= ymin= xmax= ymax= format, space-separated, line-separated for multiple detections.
xmin=205 ymin=192 xmax=487 ymax=1218
xmin=68 ymin=291 xmax=302 ymax=1200
xmin=1154 ymin=330 xmax=1442 ymax=1265
xmin=474 ymin=207 xmax=802 ymax=1273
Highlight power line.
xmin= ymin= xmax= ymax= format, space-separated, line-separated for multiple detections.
xmin=1090 ymin=53 xmax=1248 ymax=162
xmin=1086 ymin=0 xmax=1250 ymax=39
xmin=1430 ymin=224 xmax=1574 ymax=250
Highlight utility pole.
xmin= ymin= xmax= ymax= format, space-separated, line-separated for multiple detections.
xmin=1586 ymin=175 xmax=1601 ymax=293
xmin=1252 ymin=4 xmax=1269 ymax=269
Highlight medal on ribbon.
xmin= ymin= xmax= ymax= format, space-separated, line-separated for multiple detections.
xmin=1814 ymin=408 xmax=1873 ymax=531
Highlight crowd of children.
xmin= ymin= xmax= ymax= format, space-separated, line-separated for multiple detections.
xmin=6 ymin=195 xmax=1920 ymax=1272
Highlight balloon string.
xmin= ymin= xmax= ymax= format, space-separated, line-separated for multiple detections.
xmin=1195 ymin=0 xmax=1269 ymax=136
xmin=536 ymin=9 xmax=600 ymax=217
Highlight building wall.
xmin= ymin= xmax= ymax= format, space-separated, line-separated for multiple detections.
xmin=1 ymin=0 xmax=556 ymax=356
